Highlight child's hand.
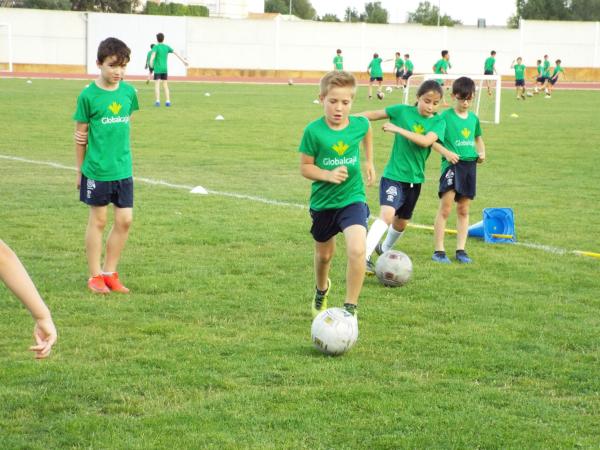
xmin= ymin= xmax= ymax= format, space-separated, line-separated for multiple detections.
xmin=477 ymin=153 xmax=486 ymax=164
xmin=76 ymin=172 xmax=82 ymax=189
xmin=327 ymin=166 xmax=348 ymax=184
xmin=365 ymin=162 xmax=376 ymax=186
xmin=445 ymin=151 xmax=460 ymax=165
xmin=74 ymin=130 xmax=88 ymax=146
xmin=30 ymin=317 xmax=57 ymax=359
xmin=382 ymin=122 xmax=401 ymax=134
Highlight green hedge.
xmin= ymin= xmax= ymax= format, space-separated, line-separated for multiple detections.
xmin=144 ymin=2 xmax=208 ymax=16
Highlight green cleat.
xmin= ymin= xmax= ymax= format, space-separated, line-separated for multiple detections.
xmin=312 ymin=278 xmax=331 ymax=318
xmin=365 ymin=258 xmax=376 ymax=276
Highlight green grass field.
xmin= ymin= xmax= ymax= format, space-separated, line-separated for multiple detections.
xmin=1 ymin=78 xmax=599 ymax=448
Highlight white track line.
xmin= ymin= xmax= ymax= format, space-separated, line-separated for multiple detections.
xmin=1 ymin=153 xmax=597 ymax=260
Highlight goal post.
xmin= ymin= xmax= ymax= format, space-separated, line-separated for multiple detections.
xmin=403 ymin=73 xmax=502 ymax=124
xmin=0 ymin=23 xmax=13 ymax=72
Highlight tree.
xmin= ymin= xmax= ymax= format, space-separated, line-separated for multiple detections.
xmin=265 ymin=0 xmax=316 ymax=20
xmin=570 ymin=0 xmax=600 ymax=20
xmin=319 ymin=13 xmax=341 ymax=22
xmin=20 ymin=0 xmax=70 ymax=9
xmin=407 ymin=1 xmax=462 ymax=26
xmin=344 ymin=7 xmax=364 ymax=22
xmin=364 ymin=1 xmax=388 ymax=23
xmin=70 ymin=0 xmax=138 ymax=13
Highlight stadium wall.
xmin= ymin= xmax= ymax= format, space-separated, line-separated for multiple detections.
xmin=1 ymin=8 xmax=600 ymax=81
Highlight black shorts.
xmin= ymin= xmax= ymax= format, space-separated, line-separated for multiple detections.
xmin=549 ymin=76 xmax=559 ymax=85
xmin=536 ymin=76 xmax=546 ymax=83
xmin=379 ymin=177 xmax=422 ymax=220
xmin=484 ymin=70 xmax=494 ymax=75
xmin=395 ymin=69 xmax=404 ymax=78
xmin=154 ymin=73 xmax=168 ymax=80
xmin=148 ymin=67 xmax=154 ymax=74
xmin=401 ymin=71 xmax=413 ymax=80
xmin=515 ymin=79 xmax=525 ymax=87
xmin=438 ymin=160 xmax=477 ymax=200
xmin=370 ymin=76 xmax=383 ymax=82
xmin=80 ymin=175 xmax=134 ymax=208
xmin=309 ymin=202 xmax=369 ymax=243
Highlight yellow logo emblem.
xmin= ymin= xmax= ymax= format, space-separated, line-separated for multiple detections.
xmin=108 ymin=102 xmax=122 ymax=115
xmin=461 ymin=128 xmax=471 ymax=138
xmin=331 ymin=141 xmax=349 ymax=156
xmin=412 ymin=124 xmax=425 ymax=134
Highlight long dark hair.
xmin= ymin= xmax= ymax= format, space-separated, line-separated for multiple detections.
xmin=414 ymin=80 xmax=443 ymax=106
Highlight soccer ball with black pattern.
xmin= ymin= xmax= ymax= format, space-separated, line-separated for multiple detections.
xmin=375 ymin=250 xmax=413 ymax=287
xmin=311 ymin=308 xmax=358 ymax=356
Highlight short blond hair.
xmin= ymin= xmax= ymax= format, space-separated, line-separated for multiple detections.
xmin=319 ymin=71 xmax=356 ymax=97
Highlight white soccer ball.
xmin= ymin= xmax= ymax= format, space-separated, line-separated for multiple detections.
xmin=526 ymin=91 xmax=533 ymax=97
xmin=385 ymin=86 xmax=393 ymax=93
xmin=377 ymin=91 xmax=385 ymax=100
xmin=375 ymin=250 xmax=413 ymax=287
xmin=288 ymin=79 xmax=294 ymax=85
xmin=311 ymin=307 xmax=358 ymax=356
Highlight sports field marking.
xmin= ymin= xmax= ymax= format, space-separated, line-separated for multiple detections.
xmin=1 ymin=153 xmax=597 ymax=260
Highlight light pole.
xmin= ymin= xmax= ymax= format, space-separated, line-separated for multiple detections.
xmin=289 ymin=0 xmax=292 ymax=15
xmin=437 ymin=0 xmax=441 ymax=26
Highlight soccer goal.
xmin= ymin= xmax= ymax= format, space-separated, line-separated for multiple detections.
xmin=0 ymin=23 xmax=13 ymax=72
xmin=403 ymin=73 xmax=502 ymax=124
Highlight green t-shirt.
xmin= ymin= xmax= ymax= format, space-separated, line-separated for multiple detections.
xmin=404 ymin=59 xmax=414 ymax=71
xmin=551 ymin=65 xmax=564 ymax=77
xmin=146 ymin=50 xmax=153 ymax=67
xmin=368 ymin=58 xmax=383 ymax=78
xmin=333 ymin=55 xmax=343 ymax=70
xmin=514 ymin=64 xmax=526 ymax=80
xmin=434 ymin=58 xmax=449 ymax=74
xmin=438 ymin=108 xmax=482 ymax=173
xmin=152 ymin=43 xmax=174 ymax=74
xmin=394 ymin=58 xmax=404 ymax=70
xmin=299 ymin=116 xmax=370 ymax=211
xmin=382 ymin=104 xmax=446 ymax=184
xmin=484 ymin=56 xmax=495 ymax=72
xmin=537 ymin=64 xmax=543 ymax=75
xmin=73 ymin=81 xmax=139 ymax=181
xmin=543 ymin=60 xmax=551 ymax=77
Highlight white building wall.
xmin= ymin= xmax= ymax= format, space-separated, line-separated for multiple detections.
xmin=0 ymin=8 xmax=598 ymax=76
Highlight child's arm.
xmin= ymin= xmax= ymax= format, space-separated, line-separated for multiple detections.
xmin=354 ymin=110 xmax=389 ymax=121
xmin=173 ymin=51 xmax=189 ymax=67
xmin=362 ymin=124 xmax=375 ymax=186
xmin=75 ymin=122 xmax=88 ymax=189
xmin=432 ymin=141 xmax=459 ymax=165
xmin=382 ymin=122 xmax=439 ymax=148
xmin=0 ymin=239 xmax=57 ymax=359
xmin=475 ymin=136 xmax=486 ymax=164
xmin=300 ymin=153 xmax=348 ymax=184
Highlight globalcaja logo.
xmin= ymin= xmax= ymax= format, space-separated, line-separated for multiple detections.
xmin=331 ymin=140 xmax=349 ymax=156
xmin=461 ymin=128 xmax=471 ymax=138
xmin=108 ymin=101 xmax=122 ymax=115
xmin=412 ymin=124 xmax=425 ymax=134
xmin=102 ymin=101 xmax=129 ymax=125
xmin=454 ymin=128 xmax=474 ymax=147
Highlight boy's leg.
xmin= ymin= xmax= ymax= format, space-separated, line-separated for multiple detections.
xmin=368 ymin=81 xmax=373 ymax=98
xmin=434 ymin=191 xmax=454 ymax=252
xmin=456 ymin=197 xmax=471 ymax=252
xmin=342 ymin=224 xmax=367 ymax=306
xmin=154 ymin=79 xmax=161 ymax=104
xmin=163 ymin=80 xmax=171 ymax=104
xmin=366 ymin=205 xmax=395 ymax=260
xmin=103 ymin=206 xmax=133 ymax=273
xmin=86 ymin=206 xmax=108 ymax=277
xmin=381 ymin=217 xmax=408 ymax=252
xmin=314 ymin=237 xmax=335 ymax=293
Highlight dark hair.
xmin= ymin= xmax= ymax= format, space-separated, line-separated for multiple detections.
xmin=491 ymin=50 xmax=496 ymax=55
xmin=536 ymin=59 xmax=542 ymax=64
xmin=157 ymin=33 xmax=165 ymax=43
xmin=336 ymin=49 xmax=341 ymax=54
xmin=556 ymin=59 xmax=561 ymax=64
xmin=373 ymin=53 xmax=379 ymax=58
xmin=404 ymin=54 xmax=410 ymax=58
xmin=97 ymin=37 xmax=131 ymax=65
xmin=441 ymin=50 xmax=449 ymax=57
xmin=544 ymin=54 xmax=548 ymax=58
xmin=150 ymin=44 xmax=155 ymax=49
xmin=452 ymin=76 xmax=476 ymax=98
xmin=415 ymin=80 xmax=444 ymax=103
xmin=395 ymin=51 xmax=400 ymax=56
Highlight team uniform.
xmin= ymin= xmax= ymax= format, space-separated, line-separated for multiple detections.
xmin=514 ymin=63 xmax=526 ymax=87
xmin=145 ymin=50 xmax=154 ymax=75
xmin=333 ymin=55 xmax=343 ymax=71
xmin=73 ymin=82 xmax=139 ymax=207
xmin=549 ymin=65 xmax=564 ymax=85
xmin=299 ymin=116 xmax=371 ymax=242
xmin=379 ymin=104 xmax=446 ymax=219
xmin=394 ymin=57 xmax=405 ymax=79
xmin=368 ymin=57 xmax=383 ymax=81
xmin=543 ymin=59 xmax=551 ymax=80
xmin=484 ymin=56 xmax=495 ymax=75
xmin=536 ymin=63 xmax=545 ymax=83
xmin=434 ymin=59 xmax=449 ymax=85
xmin=402 ymin=59 xmax=414 ymax=80
xmin=152 ymin=43 xmax=174 ymax=80
xmin=437 ymin=108 xmax=482 ymax=200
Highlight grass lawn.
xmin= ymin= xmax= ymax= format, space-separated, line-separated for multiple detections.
xmin=1 ymin=78 xmax=599 ymax=448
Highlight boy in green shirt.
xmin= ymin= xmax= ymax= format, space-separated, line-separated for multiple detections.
xmin=333 ymin=49 xmax=343 ymax=71
xmin=394 ymin=52 xmax=404 ymax=89
xmin=511 ymin=56 xmax=527 ymax=100
xmin=401 ymin=53 xmax=414 ymax=88
xmin=299 ymin=71 xmax=375 ymax=318
xmin=546 ymin=59 xmax=565 ymax=98
xmin=367 ymin=52 xmax=384 ymax=99
xmin=73 ymin=37 xmax=139 ymax=294
xmin=149 ymin=32 xmax=189 ymax=107
xmin=144 ymin=43 xmax=154 ymax=84
xmin=431 ymin=77 xmax=486 ymax=264
xmin=483 ymin=50 xmax=496 ymax=95
xmin=433 ymin=50 xmax=451 ymax=105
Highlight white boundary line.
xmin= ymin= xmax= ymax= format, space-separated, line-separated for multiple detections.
xmin=1 ymin=153 xmax=598 ymax=260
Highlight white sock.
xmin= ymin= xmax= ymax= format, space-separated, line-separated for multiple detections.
xmin=366 ymin=219 xmax=389 ymax=260
xmin=381 ymin=225 xmax=404 ymax=252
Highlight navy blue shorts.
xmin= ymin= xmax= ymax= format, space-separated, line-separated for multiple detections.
xmin=549 ymin=76 xmax=559 ymax=85
xmin=439 ymin=160 xmax=477 ymax=200
xmin=310 ymin=202 xmax=369 ymax=243
xmin=80 ymin=175 xmax=134 ymax=208
xmin=402 ymin=71 xmax=413 ymax=80
xmin=515 ymin=79 xmax=525 ymax=87
xmin=395 ymin=69 xmax=404 ymax=78
xmin=484 ymin=70 xmax=494 ymax=75
xmin=536 ymin=76 xmax=546 ymax=83
xmin=154 ymin=73 xmax=168 ymax=80
xmin=379 ymin=177 xmax=422 ymax=220
xmin=370 ymin=76 xmax=383 ymax=82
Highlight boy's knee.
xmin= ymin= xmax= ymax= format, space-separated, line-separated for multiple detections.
xmin=115 ymin=216 xmax=133 ymax=231
xmin=316 ymin=252 xmax=333 ymax=265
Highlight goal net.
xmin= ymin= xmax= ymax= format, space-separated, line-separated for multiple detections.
xmin=402 ymin=73 xmax=502 ymax=124
xmin=0 ymin=23 xmax=13 ymax=72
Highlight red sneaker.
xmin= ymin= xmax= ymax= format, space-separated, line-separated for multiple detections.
xmin=88 ymin=275 xmax=110 ymax=294
xmin=103 ymin=272 xmax=130 ymax=294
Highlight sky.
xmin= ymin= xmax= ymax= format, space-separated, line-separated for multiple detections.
xmin=309 ymin=0 xmax=517 ymax=26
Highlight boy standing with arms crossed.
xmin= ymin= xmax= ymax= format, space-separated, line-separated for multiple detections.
xmin=74 ymin=37 xmax=139 ymax=294
xmin=300 ymin=71 xmax=375 ymax=318
xmin=431 ymin=77 xmax=486 ymax=264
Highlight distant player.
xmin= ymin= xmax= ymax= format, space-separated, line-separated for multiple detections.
xmin=546 ymin=59 xmax=565 ymax=98
xmin=144 ymin=43 xmax=154 ymax=84
xmin=431 ymin=77 xmax=486 ymax=264
xmin=534 ymin=59 xmax=544 ymax=94
xmin=149 ymin=32 xmax=189 ymax=107
xmin=511 ymin=57 xmax=527 ymax=100
xmin=299 ymin=71 xmax=375 ymax=318
xmin=433 ymin=50 xmax=451 ymax=105
xmin=357 ymin=80 xmax=446 ymax=273
xmin=483 ymin=50 xmax=497 ymax=95
xmin=367 ymin=52 xmax=384 ymax=99
xmin=1 ymin=239 xmax=58 ymax=358
xmin=401 ymin=53 xmax=414 ymax=88
xmin=333 ymin=49 xmax=343 ymax=71
xmin=535 ymin=54 xmax=550 ymax=94
xmin=73 ymin=37 xmax=139 ymax=294
xmin=393 ymin=52 xmax=404 ymax=89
